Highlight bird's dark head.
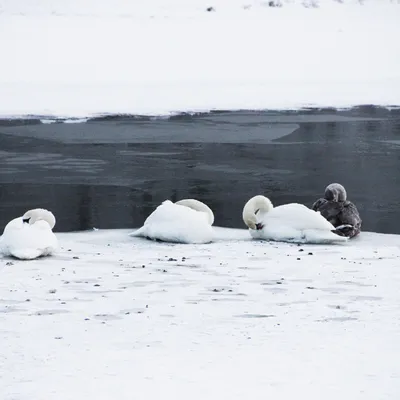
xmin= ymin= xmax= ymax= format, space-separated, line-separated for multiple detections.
xmin=324 ymin=183 xmax=347 ymax=202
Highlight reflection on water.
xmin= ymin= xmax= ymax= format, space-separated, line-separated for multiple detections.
xmin=0 ymin=109 xmax=399 ymax=234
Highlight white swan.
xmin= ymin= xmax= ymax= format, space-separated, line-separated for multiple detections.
xmin=0 ymin=208 xmax=59 ymax=260
xmin=130 ymin=199 xmax=214 ymax=244
xmin=242 ymin=195 xmax=348 ymax=244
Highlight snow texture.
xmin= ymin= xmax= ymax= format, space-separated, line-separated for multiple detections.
xmin=1 ymin=227 xmax=400 ymax=399
xmin=0 ymin=0 xmax=399 ymax=117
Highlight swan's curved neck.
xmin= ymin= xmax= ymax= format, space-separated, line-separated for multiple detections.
xmin=22 ymin=209 xmax=56 ymax=229
xmin=242 ymin=195 xmax=273 ymax=230
xmin=175 ymin=199 xmax=214 ymax=225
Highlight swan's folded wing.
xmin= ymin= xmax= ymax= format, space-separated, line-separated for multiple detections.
xmin=1 ymin=221 xmax=58 ymax=259
xmin=130 ymin=200 xmax=213 ymax=244
xmin=269 ymin=203 xmax=335 ymax=230
xmin=312 ymin=199 xmax=344 ymax=227
xmin=311 ymin=198 xmax=327 ymax=211
xmin=337 ymin=201 xmax=362 ymax=238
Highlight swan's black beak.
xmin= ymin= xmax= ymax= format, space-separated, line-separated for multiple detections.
xmin=255 ymin=222 xmax=264 ymax=230
xmin=22 ymin=217 xmax=31 ymax=224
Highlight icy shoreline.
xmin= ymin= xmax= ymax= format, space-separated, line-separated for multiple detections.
xmin=1 ymin=228 xmax=400 ymax=399
xmin=0 ymin=105 xmax=399 ymax=124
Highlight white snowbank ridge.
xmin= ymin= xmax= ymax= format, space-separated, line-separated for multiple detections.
xmin=1 ymin=228 xmax=400 ymax=399
xmin=1 ymin=0 xmax=400 ymax=17
xmin=0 ymin=0 xmax=399 ymax=117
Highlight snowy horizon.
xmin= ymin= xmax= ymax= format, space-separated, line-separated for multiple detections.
xmin=1 ymin=0 xmax=399 ymax=117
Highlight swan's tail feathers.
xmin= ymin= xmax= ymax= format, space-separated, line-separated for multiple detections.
xmin=129 ymin=228 xmax=143 ymax=237
xmin=332 ymin=224 xmax=360 ymax=238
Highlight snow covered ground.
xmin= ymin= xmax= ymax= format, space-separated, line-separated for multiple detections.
xmin=1 ymin=0 xmax=400 ymax=117
xmin=1 ymin=227 xmax=400 ymax=399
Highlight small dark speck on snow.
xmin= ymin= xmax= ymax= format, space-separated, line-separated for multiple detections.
xmin=84 ymin=318 xmax=90 ymax=321
xmin=297 ymin=258 xmax=301 ymax=261
xmin=308 ymin=252 xmax=314 ymax=255
xmin=306 ymin=286 xmax=315 ymax=290
xmin=299 ymin=249 xmax=304 ymax=252
xmin=168 ymin=258 xmax=177 ymax=262
xmin=142 ymin=265 xmax=146 ymax=268
xmin=73 ymin=256 xmax=79 ymax=259
xmin=54 ymin=336 xmax=63 ymax=340
xmin=94 ymin=284 xmax=101 ymax=287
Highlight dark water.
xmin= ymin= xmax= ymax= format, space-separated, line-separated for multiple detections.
xmin=1 ymin=107 xmax=400 ymax=234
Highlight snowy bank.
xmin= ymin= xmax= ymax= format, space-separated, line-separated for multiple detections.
xmin=0 ymin=0 xmax=399 ymax=117
xmin=1 ymin=227 xmax=400 ymax=399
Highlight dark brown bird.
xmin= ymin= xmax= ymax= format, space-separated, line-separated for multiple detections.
xmin=311 ymin=183 xmax=362 ymax=238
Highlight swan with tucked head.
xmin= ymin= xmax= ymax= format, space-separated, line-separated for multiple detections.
xmin=22 ymin=208 xmax=56 ymax=229
xmin=311 ymin=183 xmax=362 ymax=238
xmin=175 ymin=199 xmax=214 ymax=225
xmin=130 ymin=198 xmax=215 ymax=244
xmin=0 ymin=208 xmax=59 ymax=260
xmin=243 ymin=195 xmax=348 ymax=244
xmin=242 ymin=195 xmax=273 ymax=231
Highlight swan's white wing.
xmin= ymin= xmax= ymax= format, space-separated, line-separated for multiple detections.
xmin=130 ymin=200 xmax=213 ymax=244
xmin=301 ymin=228 xmax=347 ymax=243
xmin=1 ymin=218 xmax=58 ymax=260
xmin=266 ymin=203 xmax=335 ymax=230
xmin=252 ymin=203 xmax=347 ymax=244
